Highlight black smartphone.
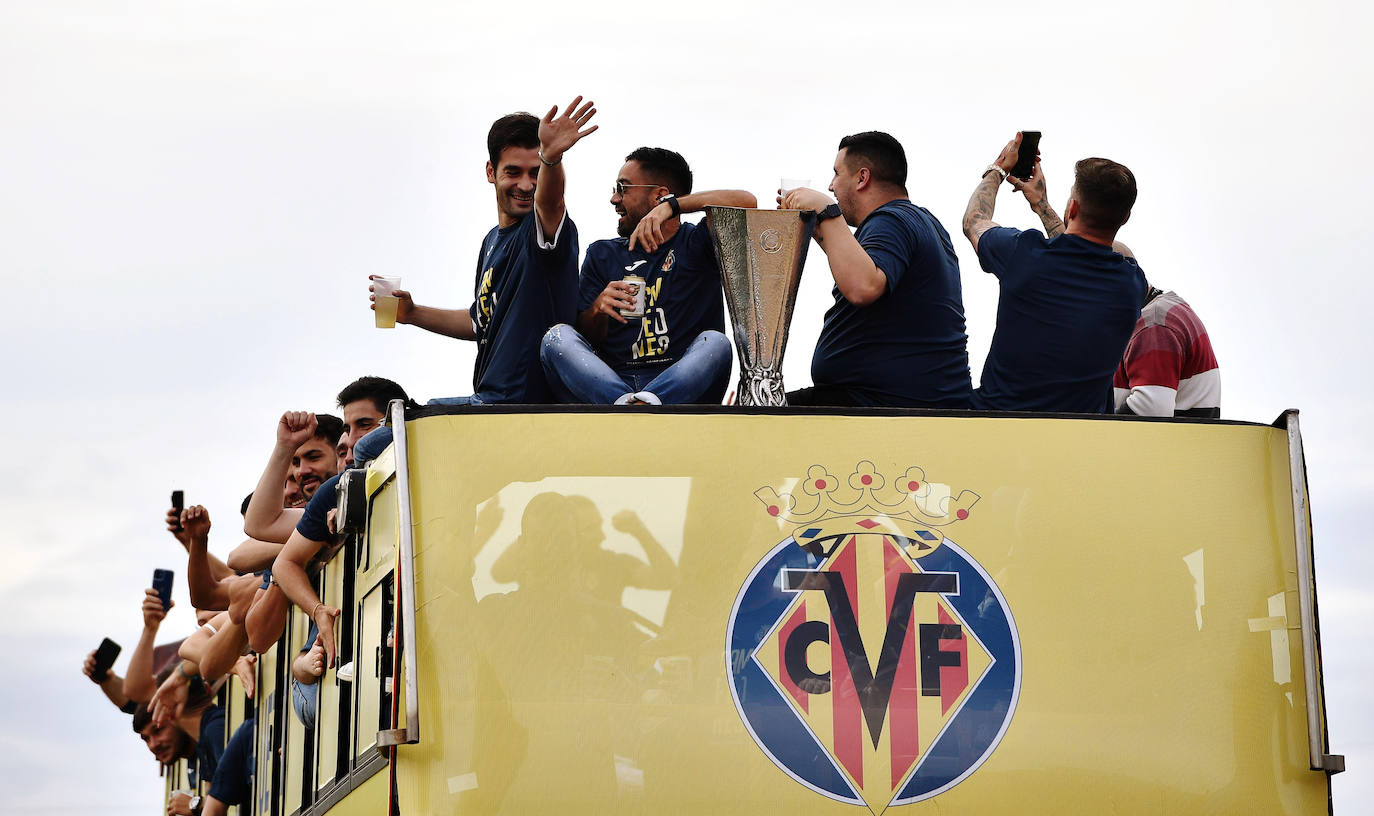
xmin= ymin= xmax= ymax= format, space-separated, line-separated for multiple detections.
xmin=91 ymin=637 xmax=121 ymax=681
xmin=152 ymin=568 xmax=174 ymax=611
xmin=171 ymin=490 xmax=184 ymax=532
xmin=1011 ymin=131 xmax=1041 ymax=180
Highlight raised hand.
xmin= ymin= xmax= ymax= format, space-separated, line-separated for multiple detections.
xmin=538 ymin=96 xmax=599 ymax=164
xmin=165 ymin=507 xmax=192 ymax=549
xmin=1008 ymin=159 xmax=1048 ymax=205
xmin=369 ymin=278 xmax=416 ymax=324
xmin=142 ymin=587 xmax=172 ymax=629
xmin=779 ymin=187 xmax=834 ymax=213
xmin=181 ymin=504 xmax=211 ymax=543
xmin=276 ymin=411 xmax=318 ymax=451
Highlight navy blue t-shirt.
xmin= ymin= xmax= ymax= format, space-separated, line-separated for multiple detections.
xmin=468 ymin=211 xmax=579 ymax=403
xmin=810 ymin=200 xmax=972 ymax=407
xmin=296 ymin=472 xmax=338 ymax=542
xmin=193 ymin=704 xmax=225 ymax=787
xmin=972 ymin=228 xmax=1146 ymax=413
xmin=578 ymin=220 xmax=725 ymax=375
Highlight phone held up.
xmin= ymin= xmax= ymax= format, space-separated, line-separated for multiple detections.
xmin=91 ymin=637 xmax=121 ymax=681
xmin=1011 ymin=131 xmax=1041 ymax=181
xmin=152 ymin=568 xmax=174 ymax=611
xmin=171 ymin=490 xmax=184 ymax=532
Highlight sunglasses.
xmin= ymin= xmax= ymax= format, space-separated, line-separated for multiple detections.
xmin=612 ymin=181 xmax=659 ymax=197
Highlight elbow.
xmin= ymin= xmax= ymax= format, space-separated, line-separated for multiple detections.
xmin=734 ymin=192 xmax=758 ymax=208
xmin=242 ymin=517 xmax=267 ymax=543
xmin=840 ymin=280 xmax=885 ymax=308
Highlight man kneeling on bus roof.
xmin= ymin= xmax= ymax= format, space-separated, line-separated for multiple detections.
xmin=540 ymin=146 xmax=751 ymax=405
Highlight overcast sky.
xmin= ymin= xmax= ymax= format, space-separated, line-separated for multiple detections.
xmin=1 ymin=1 xmax=1369 ymax=812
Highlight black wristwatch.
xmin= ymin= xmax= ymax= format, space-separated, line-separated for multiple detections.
xmin=657 ymin=194 xmax=682 ymax=218
xmin=816 ymin=203 xmax=842 ymax=223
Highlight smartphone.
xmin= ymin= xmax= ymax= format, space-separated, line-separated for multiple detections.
xmin=1011 ymin=131 xmax=1041 ymax=180
xmin=171 ymin=490 xmax=184 ymax=532
xmin=91 ymin=637 xmax=121 ymax=681
xmin=152 ymin=569 xmax=174 ymax=611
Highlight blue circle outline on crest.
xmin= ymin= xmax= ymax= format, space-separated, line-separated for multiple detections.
xmin=724 ymin=531 xmax=1021 ymax=806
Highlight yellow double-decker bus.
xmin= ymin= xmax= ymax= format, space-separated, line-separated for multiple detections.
xmin=173 ymin=405 xmax=1343 ymax=815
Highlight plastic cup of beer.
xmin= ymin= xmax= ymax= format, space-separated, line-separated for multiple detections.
xmin=780 ymin=178 xmax=810 ymax=208
xmin=372 ymin=276 xmax=401 ymax=329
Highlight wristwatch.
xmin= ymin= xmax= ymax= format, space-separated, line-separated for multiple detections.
xmin=816 ymin=203 xmax=842 ymax=223
xmin=188 ymin=795 xmax=203 ymax=815
xmin=983 ymin=164 xmax=1009 ymax=181
xmin=657 ymin=194 xmax=681 ymax=218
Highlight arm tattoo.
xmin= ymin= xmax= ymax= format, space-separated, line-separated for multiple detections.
xmin=1030 ymin=199 xmax=1065 ymax=237
xmin=962 ymin=175 xmax=1000 ymax=239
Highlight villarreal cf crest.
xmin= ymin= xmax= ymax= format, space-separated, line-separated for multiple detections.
xmin=726 ymin=462 xmax=1020 ymax=813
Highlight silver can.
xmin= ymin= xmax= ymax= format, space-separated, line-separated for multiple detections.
xmin=619 ymin=274 xmax=646 ymax=319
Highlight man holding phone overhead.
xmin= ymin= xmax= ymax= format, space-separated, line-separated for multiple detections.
xmin=961 ymin=132 xmax=1145 ymax=413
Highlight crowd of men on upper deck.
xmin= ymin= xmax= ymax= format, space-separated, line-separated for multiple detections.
xmin=84 ymin=96 xmax=1222 ymax=814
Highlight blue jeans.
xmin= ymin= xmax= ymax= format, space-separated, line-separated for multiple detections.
xmin=540 ymin=324 xmax=732 ymax=404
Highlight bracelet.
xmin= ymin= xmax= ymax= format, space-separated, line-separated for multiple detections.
xmin=538 ymin=149 xmax=561 ymax=167
xmin=983 ymin=164 xmax=1009 ymax=181
xmin=310 ymin=602 xmax=325 ymax=620
xmin=176 ymin=663 xmax=200 ymax=682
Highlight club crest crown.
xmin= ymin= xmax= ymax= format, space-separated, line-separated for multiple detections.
xmin=755 ymin=461 xmax=979 ymax=527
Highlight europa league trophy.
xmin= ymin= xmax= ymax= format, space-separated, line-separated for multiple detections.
xmin=706 ymin=207 xmax=815 ymax=406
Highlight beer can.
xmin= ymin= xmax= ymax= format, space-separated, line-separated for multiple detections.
xmin=620 ymin=274 xmax=646 ymax=319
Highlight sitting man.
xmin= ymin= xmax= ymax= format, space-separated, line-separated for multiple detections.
xmin=781 ymin=131 xmax=973 ymax=408
xmin=961 ymin=133 xmax=1145 ymax=413
xmin=1114 ymin=285 xmax=1220 ymax=417
xmin=541 ymin=147 xmax=751 ymax=404
xmin=373 ymin=99 xmax=597 ymax=405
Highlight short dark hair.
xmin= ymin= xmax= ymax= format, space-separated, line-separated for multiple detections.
xmin=1072 ymin=157 xmax=1137 ymax=231
xmin=487 ymin=113 xmax=540 ymax=168
xmin=336 ymin=376 xmax=409 ymax=415
xmin=624 ymin=147 xmax=693 ymax=195
xmin=313 ymin=414 xmax=344 ymax=447
xmin=837 ymin=131 xmax=907 ymax=189
xmin=131 ymin=700 xmax=154 ymax=732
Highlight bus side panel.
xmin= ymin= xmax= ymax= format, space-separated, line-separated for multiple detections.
xmin=390 ymin=412 xmax=1332 ymax=815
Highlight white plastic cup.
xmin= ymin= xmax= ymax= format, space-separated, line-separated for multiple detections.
xmin=780 ymin=178 xmax=811 ymax=195
xmin=372 ymin=276 xmax=401 ymax=328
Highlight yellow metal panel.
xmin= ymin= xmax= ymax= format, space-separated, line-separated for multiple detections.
xmin=389 ymin=412 xmax=1331 ymax=815
xmin=252 ymin=631 xmax=279 ymax=816
xmin=315 ymin=560 xmax=343 ymax=792
xmin=364 ymin=477 xmax=397 ymax=582
xmin=319 ymin=769 xmax=390 ymax=816
xmin=355 ymin=581 xmax=385 ymax=762
xmin=281 ymin=608 xmax=307 ymax=815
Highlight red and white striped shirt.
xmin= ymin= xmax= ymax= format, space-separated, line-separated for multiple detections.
xmin=1113 ymin=291 xmax=1220 ymax=418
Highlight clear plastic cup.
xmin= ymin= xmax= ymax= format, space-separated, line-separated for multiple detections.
xmin=372 ymin=276 xmax=401 ymax=328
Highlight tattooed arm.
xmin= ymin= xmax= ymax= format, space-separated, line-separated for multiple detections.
xmin=1008 ymin=160 xmax=1065 ymax=238
xmin=962 ymin=171 xmax=1003 ymax=253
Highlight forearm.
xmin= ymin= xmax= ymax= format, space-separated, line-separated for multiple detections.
xmin=815 ymin=220 xmax=886 ymax=306
xmin=246 ymin=586 xmax=291 ymax=653
xmin=198 ymin=623 xmax=248 ymax=682
xmin=273 ymin=534 xmax=324 ymax=615
xmin=187 ymin=540 xmax=227 ymax=611
xmin=227 ymin=538 xmax=283 ymax=573
xmin=404 ymin=304 xmax=476 ymax=340
xmin=678 ymin=189 xmax=757 ymax=212
xmin=99 ymin=672 xmax=130 ymax=709
xmin=245 ymin=444 xmax=297 ymax=541
xmin=123 ymin=626 xmax=161 ymax=702
xmin=1029 ymin=198 xmax=1064 ymax=237
xmin=178 ymin=624 xmax=214 ymax=666
xmin=534 ymin=160 xmax=567 ymax=240
xmin=575 ymin=306 xmax=609 ymax=345
xmin=962 ymin=174 xmax=1001 ymax=248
